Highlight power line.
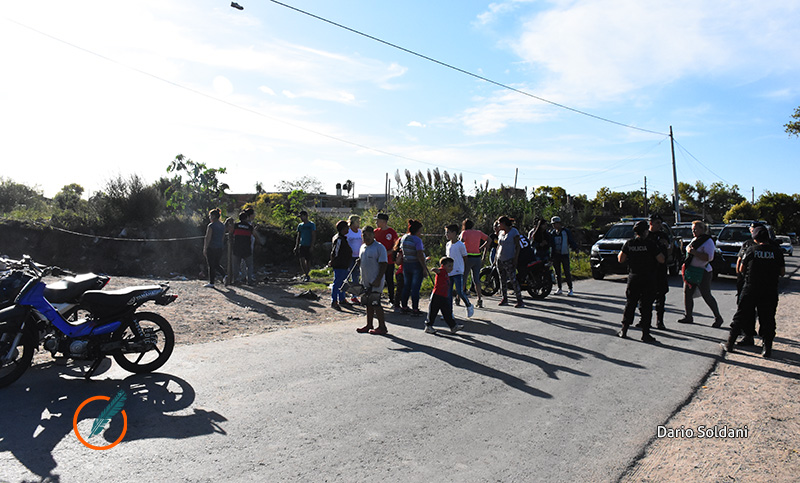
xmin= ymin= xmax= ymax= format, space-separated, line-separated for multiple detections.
xmin=266 ymin=0 xmax=670 ymax=137
xmin=673 ymin=140 xmax=730 ymax=185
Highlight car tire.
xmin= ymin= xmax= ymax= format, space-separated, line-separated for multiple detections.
xmin=591 ymin=268 xmax=605 ymax=280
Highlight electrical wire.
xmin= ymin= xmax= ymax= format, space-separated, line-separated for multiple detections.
xmin=266 ymin=0 xmax=670 ymax=137
xmin=673 ymin=140 xmax=730 ymax=185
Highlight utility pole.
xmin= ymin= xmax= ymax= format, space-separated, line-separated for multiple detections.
xmin=670 ymin=126 xmax=681 ymax=223
xmin=752 ymin=187 xmax=755 ymax=204
xmin=643 ymin=176 xmax=648 ymax=217
xmin=514 ymin=168 xmax=518 ymax=190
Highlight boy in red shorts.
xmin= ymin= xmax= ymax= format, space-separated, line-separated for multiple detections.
xmin=424 ymin=257 xmax=464 ymax=335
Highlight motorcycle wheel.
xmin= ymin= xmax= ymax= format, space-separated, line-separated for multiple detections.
xmin=0 ymin=326 xmax=36 ymax=388
xmin=526 ymin=270 xmax=553 ymax=299
xmin=479 ymin=267 xmax=499 ymax=296
xmin=112 ymin=312 xmax=174 ymax=374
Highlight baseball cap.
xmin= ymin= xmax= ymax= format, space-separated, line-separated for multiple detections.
xmin=752 ymin=226 xmax=769 ymax=242
xmin=649 ymin=213 xmax=663 ymax=222
xmin=551 ymin=216 xmax=561 ymax=223
xmin=634 ymin=220 xmax=649 ymax=235
xmin=375 ymin=213 xmax=389 ymax=221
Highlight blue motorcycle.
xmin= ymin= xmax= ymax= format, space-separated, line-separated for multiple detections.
xmin=0 ymin=256 xmax=177 ymax=388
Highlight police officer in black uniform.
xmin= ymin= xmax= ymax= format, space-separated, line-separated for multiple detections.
xmin=647 ymin=213 xmax=671 ymax=329
xmin=724 ymin=226 xmax=785 ymax=358
xmin=733 ymin=221 xmax=770 ymax=346
xmin=618 ymin=220 xmax=666 ymax=343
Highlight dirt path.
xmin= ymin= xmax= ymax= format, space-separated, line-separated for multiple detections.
xmin=620 ymin=270 xmax=800 ymax=482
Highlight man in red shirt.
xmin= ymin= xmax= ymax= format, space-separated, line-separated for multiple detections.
xmin=374 ymin=213 xmax=398 ymax=306
xmin=424 ymin=257 xmax=464 ymax=335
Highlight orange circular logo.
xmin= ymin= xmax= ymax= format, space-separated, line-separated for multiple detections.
xmin=73 ymin=395 xmax=128 ymax=450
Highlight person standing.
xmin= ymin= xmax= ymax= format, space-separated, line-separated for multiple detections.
xmin=374 ymin=213 xmax=398 ymax=305
xmin=647 ymin=214 xmax=671 ymax=329
xmin=459 ymin=219 xmax=489 ymax=308
xmin=232 ymin=210 xmax=255 ymax=285
xmin=733 ymin=221 xmax=768 ymax=346
xmin=399 ymin=219 xmax=429 ymax=316
xmin=548 ymin=216 xmax=578 ymax=296
xmin=446 ymin=224 xmax=474 ymax=317
xmin=723 ymin=226 xmax=785 ymax=358
xmin=294 ymin=210 xmax=316 ymax=282
xmin=355 ymin=226 xmax=389 ymax=335
xmin=528 ymin=217 xmax=551 ymax=262
xmin=346 ymin=215 xmax=363 ymax=304
xmin=677 ymin=220 xmax=725 ymax=327
xmin=328 ymin=220 xmax=352 ymax=310
xmin=617 ymin=221 xmax=665 ymax=343
xmin=203 ymin=208 xmax=226 ymax=288
xmin=424 ymin=257 xmax=464 ymax=335
xmin=496 ymin=216 xmax=524 ymax=308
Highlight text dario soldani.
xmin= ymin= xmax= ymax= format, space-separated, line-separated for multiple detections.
xmin=658 ymin=424 xmax=749 ymax=439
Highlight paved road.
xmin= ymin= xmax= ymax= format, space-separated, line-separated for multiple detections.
xmin=3 ymin=260 xmax=794 ymax=482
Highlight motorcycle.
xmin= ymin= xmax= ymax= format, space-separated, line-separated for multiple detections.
xmin=1 ymin=257 xmax=111 ymax=319
xmin=479 ymin=258 xmax=555 ymax=300
xmin=0 ymin=255 xmax=177 ymax=388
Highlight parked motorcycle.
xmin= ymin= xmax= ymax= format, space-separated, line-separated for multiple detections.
xmin=479 ymin=259 xmax=555 ymax=299
xmin=0 ymin=256 xmax=177 ymax=388
xmin=1 ymin=257 xmax=111 ymax=319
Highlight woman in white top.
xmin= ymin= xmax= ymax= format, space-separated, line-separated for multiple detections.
xmin=677 ymin=220 xmax=724 ymax=326
xmin=345 ymin=215 xmax=363 ymax=303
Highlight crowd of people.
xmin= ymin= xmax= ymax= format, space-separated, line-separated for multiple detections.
xmin=202 ymin=209 xmax=785 ymax=356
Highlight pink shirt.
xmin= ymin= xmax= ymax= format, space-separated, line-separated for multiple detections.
xmin=460 ymin=229 xmax=489 ymax=255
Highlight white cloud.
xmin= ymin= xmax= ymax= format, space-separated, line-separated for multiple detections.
xmin=259 ymin=86 xmax=276 ymax=96
xmin=407 ymin=121 xmax=426 ymax=128
xmin=212 ymin=76 xmax=234 ymax=96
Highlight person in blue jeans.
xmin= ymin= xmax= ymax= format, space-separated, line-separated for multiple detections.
xmin=328 ymin=220 xmax=352 ymax=310
xmin=399 ymin=219 xmax=429 ymax=316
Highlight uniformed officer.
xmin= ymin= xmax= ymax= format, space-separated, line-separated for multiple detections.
xmin=733 ymin=221 xmax=769 ymax=346
xmin=618 ymin=220 xmax=666 ymax=343
xmin=723 ymin=226 xmax=785 ymax=358
xmin=647 ymin=213 xmax=671 ymax=329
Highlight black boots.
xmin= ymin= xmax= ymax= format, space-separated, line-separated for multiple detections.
xmin=723 ymin=331 xmax=737 ymax=353
xmin=618 ymin=324 xmax=628 ymax=339
xmin=762 ymin=339 xmax=773 ymax=358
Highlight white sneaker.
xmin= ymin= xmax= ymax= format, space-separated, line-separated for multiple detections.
xmin=466 ymin=305 xmax=474 ymax=318
xmin=555 ymin=288 xmax=563 ymax=295
xmin=450 ymin=324 xmax=465 ymax=334
xmin=424 ymin=325 xmax=437 ymax=334
xmin=567 ymin=289 xmax=574 ymax=296
xmin=204 ymin=283 xmax=215 ymax=288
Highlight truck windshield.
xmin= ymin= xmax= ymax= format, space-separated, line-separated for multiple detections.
xmin=718 ymin=227 xmax=751 ymax=242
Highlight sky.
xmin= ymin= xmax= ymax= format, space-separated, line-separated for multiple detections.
xmin=1 ymin=0 xmax=798 ymax=203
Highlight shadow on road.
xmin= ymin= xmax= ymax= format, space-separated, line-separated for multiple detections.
xmin=385 ymin=334 xmax=553 ymax=399
xmin=0 ymin=367 xmax=226 ymax=481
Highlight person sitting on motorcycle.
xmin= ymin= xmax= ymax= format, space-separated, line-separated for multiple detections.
xmin=528 ymin=217 xmax=551 ymax=262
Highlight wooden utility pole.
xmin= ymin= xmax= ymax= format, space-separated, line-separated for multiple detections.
xmin=643 ymin=176 xmax=648 ymax=217
xmin=670 ymin=126 xmax=681 ymax=223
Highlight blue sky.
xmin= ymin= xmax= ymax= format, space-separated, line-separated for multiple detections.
xmin=1 ymin=0 xmax=798 ymax=202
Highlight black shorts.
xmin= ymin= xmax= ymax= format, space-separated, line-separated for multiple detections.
xmin=297 ymin=245 xmax=312 ymax=260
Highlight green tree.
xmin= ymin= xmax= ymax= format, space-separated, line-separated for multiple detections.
xmin=165 ymin=154 xmax=229 ymax=216
xmin=90 ymin=174 xmax=164 ymax=228
xmin=678 ymin=181 xmax=743 ymax=222
xmin=0 ymin=177 xmax=47 ymax=214
xmin=723 ymin=200 xmax=760 ymax=224
xmin=785 ymin=106 xmax=800 ymax=137
xmin=270 ymin=189 xmax=307 ymax=233
xmin=275 ymin=175 xmax=324 ymax=194
xmin=53 ymin=183 xmax=84 ymax=211
xmin=755 ymin=191 xmax=800 ymax=234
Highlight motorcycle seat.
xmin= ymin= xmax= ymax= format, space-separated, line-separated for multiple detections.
xmin=44 ymin=273 xmax=105 ymax=304
xmin=81 ymin=285 xmax=164 ymax=310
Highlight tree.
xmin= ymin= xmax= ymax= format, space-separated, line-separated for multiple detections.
xmin=0 ymin=177 xmax=46 ymax=213
xmin=90 ymin=174 xmax=163 ymax=227
xmin=53 ymin=183 xmax=84 ymax=211
xmin=785 ymin=106 xmax=800 ymax=137
xmin=723 ymin=200 xmax=760 ymax=224
xmin=678 ymin=181 xmax=743 ymax=222
xmin=165 ymin=154 xmax=229 ymax=217
xmin=755 ymin=191 xmax=800 ymax=234
xmin=275 ymin=175 xmax=324 ymax=194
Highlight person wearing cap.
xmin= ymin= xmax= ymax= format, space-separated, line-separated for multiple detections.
xmin=647 ymin=214 xmax=671 ymax=329
xmin=732 ymin=221 xmax=765 ymax=345
xmin=677 ymin=220 xmax=725 ymax=327
xmin=548 ymin=216 xmax=578 ymax=296
xmin=373 ymin=213 xmax=398 ymax=305
xmin=294 ymin=210 xmax=316 ymax=283
xmin=723 ymin=225 xmax=785 ymax=358
xmin=617 ymin=220 xmax=665 ymax=343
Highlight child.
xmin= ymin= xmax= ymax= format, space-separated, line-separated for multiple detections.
xmin=424 ymin=257 xmax=464 ymax=335
xmin=445 ymin=224 xmax=474 ymax=317
xmin=328 ymin=220 xmax=352 ymax=310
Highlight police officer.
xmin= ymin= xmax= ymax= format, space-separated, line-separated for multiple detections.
xmin=724 ymin=226 xmax=785 ymax=358
xmin=618 ymin=220 xmax=666 ymax=343
xmin=733 ymin=221 xmax=769 ymax=346
xmin=647 ymin=213 xmax=671 ymax=329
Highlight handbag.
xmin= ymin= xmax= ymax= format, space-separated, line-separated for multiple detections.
xmin=682 ymin=264 xmax=705 ymax=286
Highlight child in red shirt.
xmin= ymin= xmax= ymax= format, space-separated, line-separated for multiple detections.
xmin=425 ymin=257 xmax=464 ymax=335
